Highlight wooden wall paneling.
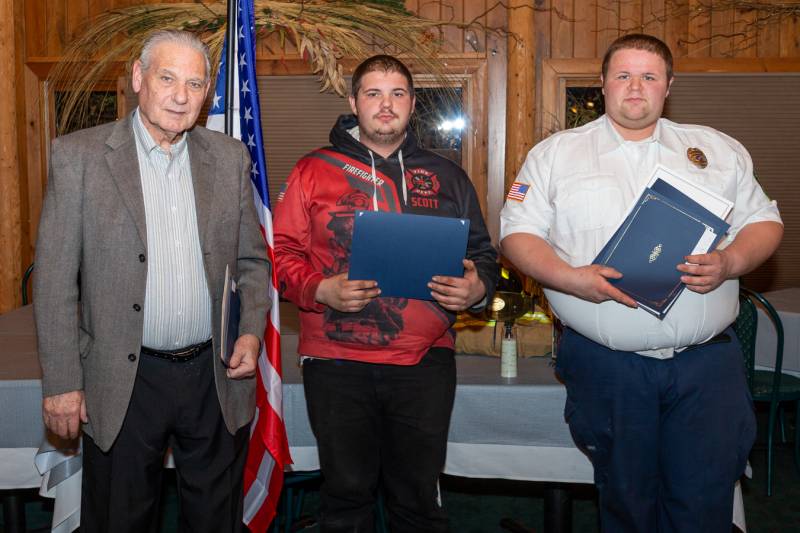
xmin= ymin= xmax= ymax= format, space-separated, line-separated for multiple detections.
xmin=25 ymin=0 xmax=47 ymax=58
xmin=779 ymin=12 xmax=800 ymax=57
xmin=463 ymin=0 xmax=486 ymax=55
xmin=756 ymin=0 xmax=781 ymax=57
xmin=418 ymin=0 xmax=441 ymax=19
xmin=550 ymin=0 xmax=574 ymax=58
xmin=16 ymin=0 xmax=36 ymax=305
xmin=733 ymin=5 xmax=757 ymax=57
xmin=23 ymin=66 xmax=45 ymax=278
xmin=573 ymin=0 xmax=597 ymax=57
xmin=441 ymin=0 xmax=465 ymax=54
xmin=485 ymin=24 xmax=507 ymax=245
xmin=687 ymin=0 xmax=711 ymax=57
xmin=534 ymin=0 xmax=552 ymax=141
xmin=641 ymin=0 xmax=665 ymax=39
xmin=664 ymin=0 xmax=688 ymax=57
xmin=535 ymin=0 xmax=552 ymax=60
xmin=710 ymin=0 xmax=735 ymax=56
xmin=87 ymin=0 xmax=106 ymax=27
xmin=46 ymin=1 xmax=66 ymax=57
xmin=418 ymin=0 xmax=442 ymax=47
xmin=1 ymin=0 xmax=23 ymax=312
xmin=465 ymin=61 xmax=489 ymax=217
xmin=596 ymin=0 xmax=620 ymax=55
xmin=504 ymin=0 xmax=536 ymax=189
xmin=66 ymin=0 xmax=89 ymax=44
xmin=677 ymin=57 xmax=800 ymax=72
xmin=619 ymin=0 xmax=642 ymax=33
xmin=540 ymin=60 xmax=559 ymax=136
xmin=485 ymin=5 xmax=507 ymax=53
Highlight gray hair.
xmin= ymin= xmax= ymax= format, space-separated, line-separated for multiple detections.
xmin=138 ymin=30 xmax=211 ymax=82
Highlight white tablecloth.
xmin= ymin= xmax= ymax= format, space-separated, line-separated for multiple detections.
xmin=1 ymin=303 xmax=748 ymax=531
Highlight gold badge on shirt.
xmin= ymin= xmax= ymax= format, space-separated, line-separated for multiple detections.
xmin=687 ymin=147 xmax=708 ymax=169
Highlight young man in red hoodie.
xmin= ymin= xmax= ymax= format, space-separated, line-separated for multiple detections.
xmin=274 ymin=55 xmax=497 ymax=532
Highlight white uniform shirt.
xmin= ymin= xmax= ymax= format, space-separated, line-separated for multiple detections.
xmin=133 ymin=109 xmax=213 ymax=350
xmin=500 ymin=115 xmax=782 ymax=357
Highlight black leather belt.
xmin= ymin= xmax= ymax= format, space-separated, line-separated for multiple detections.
xmin=141 ymin=339 xmax=212 ymax=362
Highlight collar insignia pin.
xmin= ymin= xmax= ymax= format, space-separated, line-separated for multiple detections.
xmin=687 ymin=147 xmax=708 ymax=169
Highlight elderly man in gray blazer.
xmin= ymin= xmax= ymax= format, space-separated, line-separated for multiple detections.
xmin=33 ymin=30 xmax=270 ymax=533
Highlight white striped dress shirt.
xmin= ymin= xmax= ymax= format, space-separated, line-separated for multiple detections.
xmin=133 ymin=109 xmax=213 ymax=349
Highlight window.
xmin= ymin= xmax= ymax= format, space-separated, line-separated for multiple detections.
xmin=53 ymin=90 xmax=118 ymax=136
xmin=565 ymin=87 xmax=603 ymax=130
xmin=412 ymin=87 xmax=464 ymax=164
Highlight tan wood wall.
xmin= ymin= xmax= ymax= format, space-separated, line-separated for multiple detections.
xmin=2 ymin=0 xmax=799 ymax=311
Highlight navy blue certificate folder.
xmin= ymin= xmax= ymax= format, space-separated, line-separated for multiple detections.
xmin=348 ymin=211 xmax=470 ymax=300
xmin=220 ymin=265 xmax=240 ymax=367
xmin=594 ymin=183 xmax=729 ymax=319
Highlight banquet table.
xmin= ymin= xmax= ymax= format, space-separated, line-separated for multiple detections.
xmin=754 ymin=288 xmax=800 ymax=376
xmin=1 ymin=303 xmax=747 ymax=532
xmin=0 ymin=305 xmax=45 ymax=533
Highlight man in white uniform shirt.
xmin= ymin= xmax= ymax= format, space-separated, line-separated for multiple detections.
xmin=501 ymin=34 xmax=782 ymax=532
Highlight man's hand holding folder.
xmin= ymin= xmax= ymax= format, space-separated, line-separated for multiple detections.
xmin=319 ymin=258 xmax=485 ymax=312
xmin=678 ymin=248 xmax=734 ymax=295
xmin=220 ymin=265 xmax=259 ymax=378
xmin=593 ymin=165 xmax=733 ymax=319
xmin=345 ymin=211 xmax=485 ymax=310
xmin=226 ymin=335 xmax=260 ymax=379
xmin=315 ymin=273 xmax=381 ymax=312
xmin=563 ymin=263 xmax=639 ymax=308
xmin=428 ymin=259 xmax=486 ymax=311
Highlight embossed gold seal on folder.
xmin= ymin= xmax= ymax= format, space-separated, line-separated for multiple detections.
xmin=687 ymin=147 xmax=708 ymax=169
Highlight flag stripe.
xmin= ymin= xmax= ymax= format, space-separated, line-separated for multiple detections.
xmin=207 ymin=2 xmax=291 ymax=530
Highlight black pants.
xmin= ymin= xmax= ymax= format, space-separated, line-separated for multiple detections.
xmin=81 ymin=346 xmax=249 ymax=533
xmin=303 ymin=348 xmax=456 ymax=533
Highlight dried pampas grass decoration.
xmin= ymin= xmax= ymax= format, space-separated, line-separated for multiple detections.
xmin=49 ymin=1 xmax=467 ymax=134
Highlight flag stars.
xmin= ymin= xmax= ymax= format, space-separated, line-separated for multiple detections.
xmin=247 ymin=133 xmax=256 ymax=148
xmin=251 ymin=162 xmax=259 ymax=176
xmin=239 ymin=53 xmax=247 ymax=68
xmin=244 ymin=107 xmax=253 ymax=123
xmin=212 ymin=92 xmax=222 ymax=110
xmin=238 ymin=25 xmax=244 ymax=40
xmin=241 ymin=79 xmax=251 ymax=96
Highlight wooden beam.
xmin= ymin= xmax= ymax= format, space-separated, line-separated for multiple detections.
xmin=0 ymin=0 xmax=23 ymax=312
xmin=504 ymin=0 xmax=536 ymax=192
xmin=486 ymin=27 xmax=507 ymax=245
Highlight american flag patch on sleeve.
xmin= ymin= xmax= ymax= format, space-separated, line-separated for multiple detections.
xmin=506 ymin=182 xmax=530 ymax=202
xmin=277 ymin=184 xmax=288 ymax=203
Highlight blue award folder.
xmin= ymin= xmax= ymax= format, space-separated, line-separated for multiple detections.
xmin=348 ymin=211 xmax=470 ymax=300
xmin=594 ymin=182 xmax=730 ymax=319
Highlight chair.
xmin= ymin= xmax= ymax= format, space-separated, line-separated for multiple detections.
xmin=733 ymin=287 xmax=800 ymax=495
xmin=21 ymin=263 xmax=34 ymax=305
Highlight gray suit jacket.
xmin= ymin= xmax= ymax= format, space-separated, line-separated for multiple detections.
xmin=33 ymin=115 xmax=271 ymax=451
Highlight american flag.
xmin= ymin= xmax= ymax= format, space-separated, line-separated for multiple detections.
xmin=206 ymin=1 xmax=291 ymax=530
xmin=506 ymin=182 xmax=530 ymax=202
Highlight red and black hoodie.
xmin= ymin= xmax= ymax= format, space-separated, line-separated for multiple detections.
xmin=273 ymin=114 xmax=498 ymax=365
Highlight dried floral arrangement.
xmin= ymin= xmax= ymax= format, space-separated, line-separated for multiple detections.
xmin=49 ymin=0 xmax=471 ymax=134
